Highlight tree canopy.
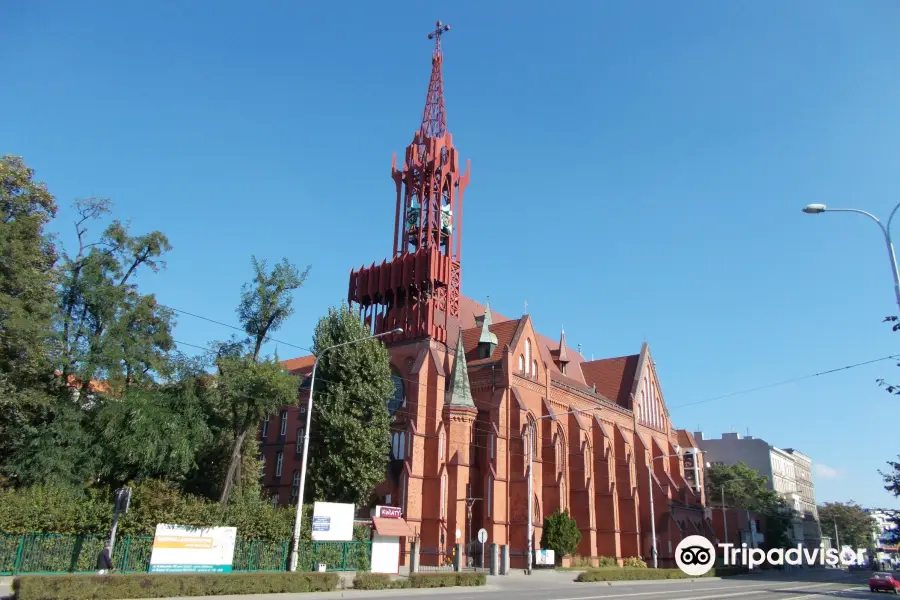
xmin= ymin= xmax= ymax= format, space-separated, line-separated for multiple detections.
xmin=306 ymin=304 xmax=394 ymax=507
xmin=818 ymin=501 xmax=877 ymax=550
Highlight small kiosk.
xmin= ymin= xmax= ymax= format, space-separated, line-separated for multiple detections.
xmin=370 ymin=505 xmax=414 ymax=574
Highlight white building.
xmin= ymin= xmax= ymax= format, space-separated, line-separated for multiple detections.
xmin=867 ymin=508 xmax=899 ymax=549
xmin=695 ymin=432 xmax=821 ymax=548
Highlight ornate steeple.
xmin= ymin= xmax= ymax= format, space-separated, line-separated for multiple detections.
xmin=446 ymin=329 xmax=475 ymax=408
xmin=477 ymin=296 xmax=498 ymax=358
xmin=558 ymin=327 xmax=570 ymax=363
xmin=420 ymin=21 xmax=450 ymax=139
xmin=347 ymin=21 xmax=470 ymax=346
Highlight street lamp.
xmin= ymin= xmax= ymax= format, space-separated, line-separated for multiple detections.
xmin=803 ymin=201 xmax=900 ymax=313
xmin=648 ymin=445 xmax=681 ymax=569
xmin=288 ymin=327 xmax=403 ymax=572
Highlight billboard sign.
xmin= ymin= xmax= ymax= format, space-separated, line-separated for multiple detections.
xmin=376 ymin=505 xmax=402 ymax=519
xmin=311 ymin=502 xmax=355 ymax=541
xmin=148 ymin=524 xmax=237 ymax=573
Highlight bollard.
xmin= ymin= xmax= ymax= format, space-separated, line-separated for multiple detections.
xmin=501 ymin=544 xmax=510 ymax=575
xmin=410 ymin=540 xmax=420 ymax=573
xmin=454 ymin=543 xmax=463 ymax=572
xmin=490 ymin=543 xmax=499 ymax=575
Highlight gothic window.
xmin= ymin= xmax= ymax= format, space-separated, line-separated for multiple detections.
xmin=519 ymin=355 xmax=525 ymax=372
xmin=388 ymin=370 xmax=405 ymax=415
xmin=560 ymin=477 xmax=567 ymax=510
xmin=392 ymin=431 xmax=407 ymax=460
xmin=525 ymin=339 xmax=532 ymax=373
xmin=296 ymin=426 xmax=305 ymax=455
xmin=440 ymin=472 xmax=448 ymax=518
xmin=439 ymin=429 xmax=445 ymax=461
xmin=401 ymin=473 xmax=408 ymax=514
xmin=275 ymin=451 xmax=284 ymax=477
xmin=527 ymin=416 xmax=537 ymax=459
xmin=533 ymin=360 xmax=538 ymax=378
xmin=280 ymin=410 xmax=288 ymax=436
xmin=486 ymin=475 xmax=493 ymax=518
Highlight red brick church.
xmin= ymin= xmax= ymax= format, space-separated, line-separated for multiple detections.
xmin=261 ymin=22 xmax=713 ymax=568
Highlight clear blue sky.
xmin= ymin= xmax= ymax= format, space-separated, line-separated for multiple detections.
xmin=3 ymin=1 xmax=899 ymax=509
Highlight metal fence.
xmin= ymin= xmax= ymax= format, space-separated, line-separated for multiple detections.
xmin=418 ymin=547 xmax=454 ymax=572
xmin=0 ymin=533 xmax=371 ymax=575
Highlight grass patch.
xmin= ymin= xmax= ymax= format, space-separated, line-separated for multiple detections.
xmin=351 ymin=572 xmax=486 ymax=589
xmin=13 ymin=571 xmax=339 ymax=599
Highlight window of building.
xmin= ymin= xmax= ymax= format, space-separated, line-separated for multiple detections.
xmin=275 ymin=451 xmax=284 ymax=477
xmin=525 ymin=339 xmax=532 ymax=373
xmin=388 ymin=371 xmax=405 ymax=415
xmin=392 ymin=431 xmax=406 ymax=460
xmin=489 ymin=432 xmax=495 ymax=460
xmin=439 ymin=429 xmax=445 ymax=461
xmin=528 ymin=417 xmax=537 ymax=459
xmin=518 ymin=355 xmax=525 ymax=372
xmin=262 ymin=417 xmax=269 ymax=439
xmin=280 ymin=411 xmax=288 ymax=436
xmin=291 ymin=470 xmax=300 ymax=498
xmin=440 ymin=473 xmax=447 ymax=518
xmin=259 ymin=454 xmax=266 ymax=473
xmin=486 ymin=476 xmax=493 ymax=518
xmin=401 ymin=473 xmax=408 ymax=514
xmin=296 ymin=427 xmax=305 ymax=455
xmin=272 ymin=495 xmax=279 ymax=509
xmin=533 ymin=360 xmax=538 ymax=378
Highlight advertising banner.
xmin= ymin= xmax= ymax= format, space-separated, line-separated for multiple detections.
xmin=148 ymin=524 xmax=237 ymax=573
xmin=311 ymin=502 xmax=355 ymax=541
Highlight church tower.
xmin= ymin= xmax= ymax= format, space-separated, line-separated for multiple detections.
xmin=348 ymin=21 xmax=471 ymax=344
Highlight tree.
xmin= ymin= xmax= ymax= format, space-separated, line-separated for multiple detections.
xmin=56 ymin=197 xmax=175 ymax=391
xmin=216 ymin=257 xmax=308 ymax=506
xmin=0 ymin=155 xmax=58 ymax=388
xmin=306 ymin=304 xmax=393 ymax=507
xmin=706 ymin=462 xmax=795 ymax=549
xmin=541 ymin=509 xmax=582 ymax=563
xmin=0 ymin=156 xmax=60 ymax=472
xmin=818 ymin=501 xmax=877 ymax=550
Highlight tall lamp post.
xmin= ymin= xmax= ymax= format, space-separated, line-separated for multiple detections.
xmin=803 ymin=202 xmax=900 ymax=314
xmin=288 ymin=327 xmax=403 ymax=572
xmin=648 ymin=447 xmax=681 ymax=569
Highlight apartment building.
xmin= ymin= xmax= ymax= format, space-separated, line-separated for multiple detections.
xmin=695 ymin=432 xmax=822 ymax=548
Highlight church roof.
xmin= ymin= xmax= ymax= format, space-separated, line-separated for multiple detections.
xmin=445 ymin=329 xmax=475 ymax=407
xmin=580 ymin=353 xmax=640 ymax=408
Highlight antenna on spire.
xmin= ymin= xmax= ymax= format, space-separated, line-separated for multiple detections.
xmin=420 ymin=21 xmax=451 ymax=139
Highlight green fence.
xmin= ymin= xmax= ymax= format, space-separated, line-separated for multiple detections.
xmin=0 ymin=533 xmax=371 ymax=575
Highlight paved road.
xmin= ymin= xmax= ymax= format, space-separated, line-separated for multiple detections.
xmin=0 ymin=568 xmax=874 ymax=600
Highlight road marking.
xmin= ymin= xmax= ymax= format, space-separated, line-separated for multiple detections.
xmin=547 ymin=581 xmax=837 ymax=600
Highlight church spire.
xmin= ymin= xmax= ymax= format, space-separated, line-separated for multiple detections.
xmin=478 ymin=296 xmax=498 ymax=358
xmin=558 ymin=327 xmax=570 ymax=364
xmin=446 ymin=329 xmax=474 ymax=407
xmin=420 ymin=21 xmax=451 ymax=139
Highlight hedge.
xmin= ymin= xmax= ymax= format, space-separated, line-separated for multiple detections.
xmin=13 ymin=572 xmax=339 ymax=600
xmin=576 ymin=566 xmax=747 ymax=582
xmin=352 ymin=572 xmax=487 ymax=590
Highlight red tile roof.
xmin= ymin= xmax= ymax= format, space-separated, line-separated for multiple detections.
xmin=281 ymin=355 xmax=315 ymax=375
xmin=460 ymin=319 xmax=521 ymax=365
xmin=580 ymin=354 xmax=640 ymax=408
xmin=676 ymin=429 xmax=699 ymax=449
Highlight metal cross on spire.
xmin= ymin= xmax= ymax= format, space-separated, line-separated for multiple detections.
xmin=419 ymin=21 xmax=451 ymax=139
xmin=428 ymin=20 xmax=451 ymax=57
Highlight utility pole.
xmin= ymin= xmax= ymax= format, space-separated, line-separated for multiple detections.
xmin=834 ymin=519 xmax=840 ymax=550
xmin=721 ymin=486 xmax=728 ymax=546
xmin=527 ymin=420 xmax=534 ymax=575
xmin=109 ymin=488 xmax=131 ymax=557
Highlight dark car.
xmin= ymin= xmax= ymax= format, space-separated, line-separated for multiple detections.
xmin=870 ymin=572 xmax=900 ymax=593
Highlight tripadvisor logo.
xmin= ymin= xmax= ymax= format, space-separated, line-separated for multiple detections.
xmin=675 ymin=535 xmax=871 ymax=575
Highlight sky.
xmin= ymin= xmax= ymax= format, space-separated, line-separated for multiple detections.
xmin=3 ymin=1 xmax=899 ymax=509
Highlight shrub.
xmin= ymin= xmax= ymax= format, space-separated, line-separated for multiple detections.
xmin=597 ymin=555 xmax=618 ymax=567
xmin=569 ymin=555 xmax=596 ymax=568
xmin=13 ymin=572 xmax=339 ymax=599
xmin=408 ymin=572 xmax=486 ymax=588
xmin=623 ymin=556 xmax=647 ymax=568
xmin=353 ymin=573 xmax=409 ymax=590
xmin=541 ymin=509 xmax=582 ymax=563
xmin=575 ymin=566 xmax=745 ymax=582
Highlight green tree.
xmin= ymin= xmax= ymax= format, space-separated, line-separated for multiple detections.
xmin=0 ymin=155 xmax=58 ymax=387
xmin=307 ymin=304 xmax=393 ymax=507
xmin=541 ymin=508 xmax=582 ymax=563
xmin=706 ymin=462 xmax=795 ymax=549
xmin=818 ymin=501 xmax=877 ymax=550
xmin=56 ymin=197 xmax=175 ymax=391
xmin=216 ymin=257 xmax=308 ymax=506
xmin=0 ymin=156 xmax=60 ymax=473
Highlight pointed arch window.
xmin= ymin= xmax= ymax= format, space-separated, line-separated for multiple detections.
xmin=440 ymin=472 xmax=448 ymax=519
xmin=439 ymin=429 xmax=445 ymax=462
xmin=391 ymin=431 xmax=407 ymax=461
xmin=533 ymin=360 xmax=538 ymax=379
xmin=525 ymin=339 xmax=532 ymax=373
xmin=518 ymin=355 xmax=525 ymax=373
